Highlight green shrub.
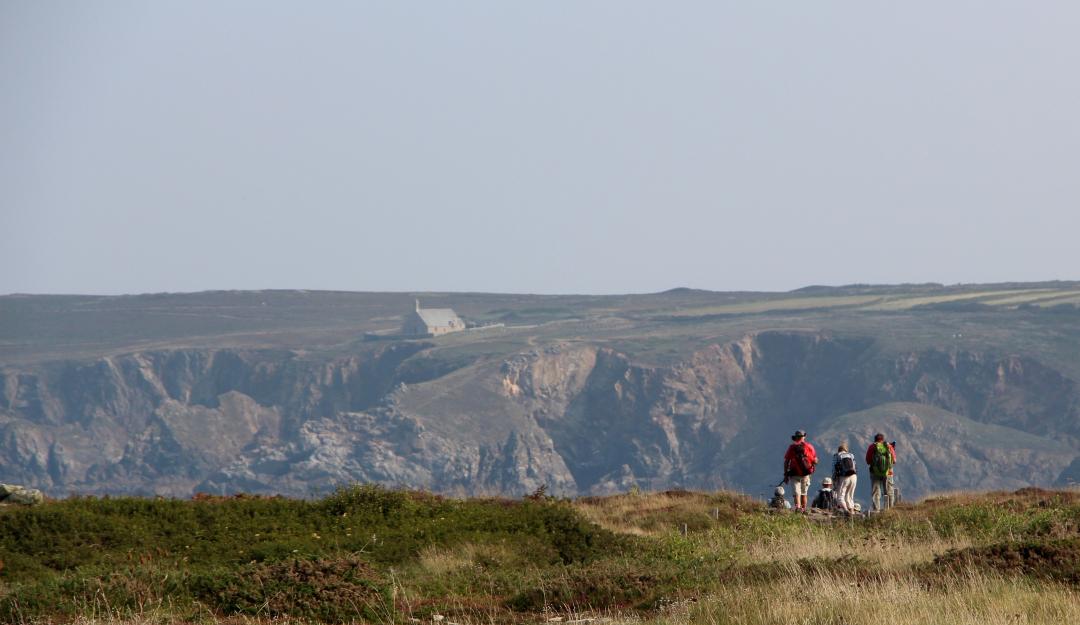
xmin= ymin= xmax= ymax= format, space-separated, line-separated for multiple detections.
xmin=0 ymin=564 xmax=194 ymax=622
xmin=190 ymin=556 xmax=388 ymax=622
xmin=0 ymin=485 xmax=620 ymax=621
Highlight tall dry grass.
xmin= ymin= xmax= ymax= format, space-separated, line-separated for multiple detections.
xmin=730 ymin=524 xmax=973 ymax=570
xmin=580 ymin=489 xmax=1080 ymax=625
xmin=417 ymin=542 xmax=522 ymax=576
xmin=634 ymin=566 xmax=1080 ymax=625
xmin=574 ymin=490 xmax=759 ymax=536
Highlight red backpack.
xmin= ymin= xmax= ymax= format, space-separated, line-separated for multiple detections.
xmin=789 ymin=442 xmax=815 ymax=477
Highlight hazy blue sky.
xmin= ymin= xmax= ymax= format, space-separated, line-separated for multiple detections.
xmin=2 ymin=2 xmax=1078 ymax=295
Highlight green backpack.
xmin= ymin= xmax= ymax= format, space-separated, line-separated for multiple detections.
xmin=870 ymin=442 xmax=893 ymax=478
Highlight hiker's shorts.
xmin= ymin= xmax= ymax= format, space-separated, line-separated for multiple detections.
xmin=789 ymin=475 xmax=811 ymax=499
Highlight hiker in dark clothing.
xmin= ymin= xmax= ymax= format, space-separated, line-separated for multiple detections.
xmin=866 ymin=433 xmax=896 ymax=512
xmin=769 ymin=486 xmax=792 ymax=511
xmin=783 ymin=430 xmax=817 ymax=512
xmin=811 ymin=476 xmax=837 ymax=510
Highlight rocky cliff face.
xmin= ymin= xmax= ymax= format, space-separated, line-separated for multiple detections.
xmin=1 ymin=332 xmax=1076 ymax=500
xmin=816 ymin=403 xmax=1075 ymax=499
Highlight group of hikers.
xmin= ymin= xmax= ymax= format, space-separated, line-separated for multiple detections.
xmin=768 ymin=429 xmax=897 ymax=515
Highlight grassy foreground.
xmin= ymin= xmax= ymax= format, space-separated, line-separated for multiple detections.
xmin=1 ymin=487 xmax=1078 ymax=624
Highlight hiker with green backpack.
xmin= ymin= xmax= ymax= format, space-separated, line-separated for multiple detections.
xmin=865 ymin=433 xmax=896 ymax=512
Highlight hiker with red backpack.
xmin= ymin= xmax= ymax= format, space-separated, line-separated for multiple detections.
xmin=866 ymin=433 xmax=896 ymax=512
xmin=783 ymin=430 xmax=817 ymax=512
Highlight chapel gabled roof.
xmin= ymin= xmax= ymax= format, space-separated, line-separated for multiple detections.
xmin=416 ymin=308 xmax=461 ymax=327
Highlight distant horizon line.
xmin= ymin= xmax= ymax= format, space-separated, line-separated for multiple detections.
xmin=5 ymin=279 xmax=1080 ymax=299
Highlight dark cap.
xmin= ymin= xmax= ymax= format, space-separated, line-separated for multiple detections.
xmin=874 ymin=433 xmax=885 ymax=441
xmin=792 ymin=430 xmax=807 ymax=440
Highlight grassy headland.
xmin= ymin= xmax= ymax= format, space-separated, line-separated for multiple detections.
xmin=1 ymin=486 xmax=1078 ymax=624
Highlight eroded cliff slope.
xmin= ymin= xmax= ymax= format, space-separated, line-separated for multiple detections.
xmin=2 ymin=330 xmax=1076 ymax=500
